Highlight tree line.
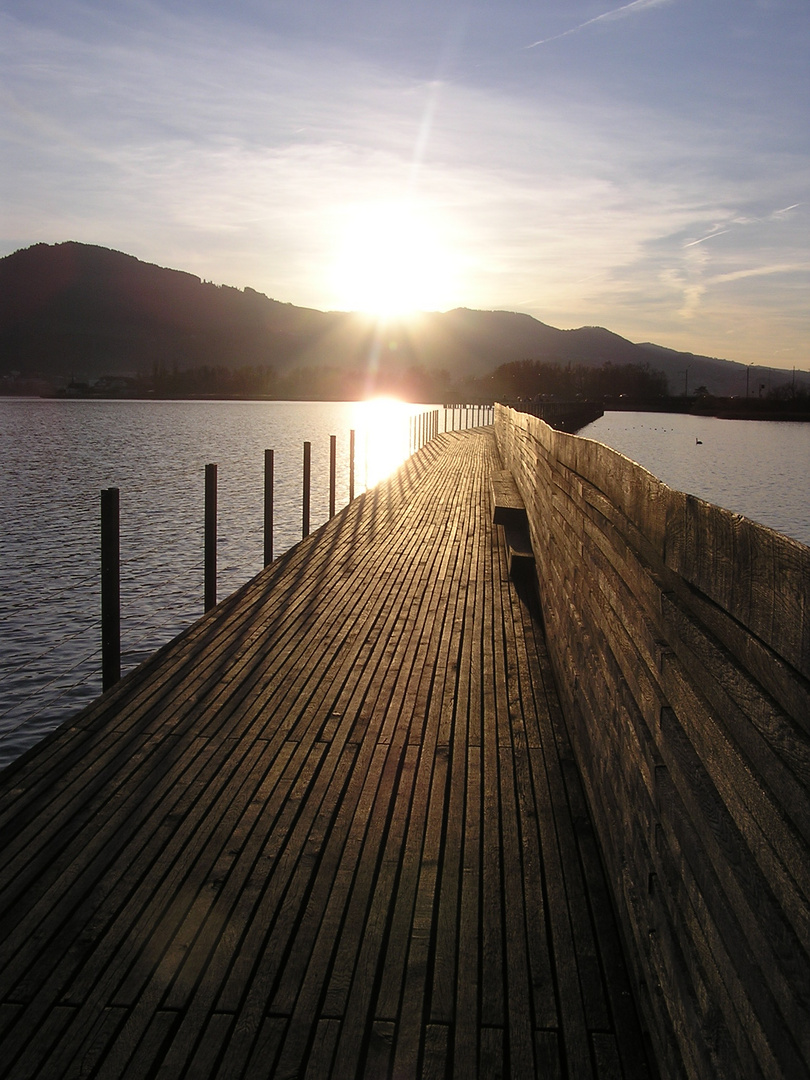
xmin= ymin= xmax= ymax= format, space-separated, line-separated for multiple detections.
xmin=140 ymin=357 xmax=671 ymax=402
xmin=39 ymin=357 xmax=810 ymax=407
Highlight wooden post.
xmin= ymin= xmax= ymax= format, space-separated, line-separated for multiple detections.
xmin=204 ymin=463 xmax=217 ymax=611
xmin=100 ymin=487 xmax=120 ymax=691
xmin=302 ymin=441 xmax=311 ymax=538
xmin=329 ymin=435 xmax=336 ymax=518
xmin=264 ymin=449 xmax=274 ymax=566
xmin=349 ymin=429 xmax=356 ymax=501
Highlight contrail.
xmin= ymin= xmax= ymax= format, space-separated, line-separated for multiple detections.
xmin=527 ymin=0 xmax=674 ymax=48
xmin=685 ymin=203 xmax=804 ymax=246
xmin=683 ymin=229 xmax=732 ymax=248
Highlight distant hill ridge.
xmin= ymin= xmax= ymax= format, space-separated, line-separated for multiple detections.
xmin=0 ymin=242 xmax=801 ymax=397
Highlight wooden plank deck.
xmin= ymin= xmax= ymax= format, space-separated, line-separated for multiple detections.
xmin=0 ymin=429 xmax=657 ymax=1080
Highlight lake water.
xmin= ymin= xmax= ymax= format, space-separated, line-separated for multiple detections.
xmin=1 ymin=400 xmax=808 ymax=769
xmin=579 ymin=411 xmax=810 ymax=547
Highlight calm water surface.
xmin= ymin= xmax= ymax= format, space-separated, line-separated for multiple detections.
xmin=579 ymin=411 xmax=810 ymax=547
xmin=1 ymin=401 xmax=808 ymax=768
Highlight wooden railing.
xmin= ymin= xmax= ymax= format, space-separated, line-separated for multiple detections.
xmin=495 ymin=403 xmax=810 ymax=1080
xmin=499 ymin=399 xmax=603 ymax=431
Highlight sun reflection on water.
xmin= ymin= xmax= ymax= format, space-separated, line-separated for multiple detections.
xmin=352 ymin=397 xmax=418 ymax=489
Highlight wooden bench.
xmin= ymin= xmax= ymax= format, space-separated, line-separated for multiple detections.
xmin=490 ymin=469 xmax=536 ymax=582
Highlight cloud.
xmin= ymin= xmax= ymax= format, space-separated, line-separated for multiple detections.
xmin=711 ymin=263 xmax=808 ymax=285
xmin=526 ymin=0 xmax=675 ymax=48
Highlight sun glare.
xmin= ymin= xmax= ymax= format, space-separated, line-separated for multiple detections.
xmin=354 ymin=396 xmax=415 ymax=487
xmin=332 ymin=201 xmax=456 ymax=318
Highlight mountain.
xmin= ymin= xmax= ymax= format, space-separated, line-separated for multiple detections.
xmin=0 ymin=242 xmax=804 ymax=397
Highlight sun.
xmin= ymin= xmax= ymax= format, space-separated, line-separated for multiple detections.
xmin=331 ymin=200 xmax=457 ymax=319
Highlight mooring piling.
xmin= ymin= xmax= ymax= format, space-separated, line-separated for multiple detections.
xmin=264 ymin=448 xmax=274 ymax=566
xmin=329 ymin=435 xmax=337 ymax=518
xmin=204 ymin=463 xmax=217 ymax=611
xmin=100 ymin=486 xmax=120 ymax=690
xmin=302 ymin=441 xmax=311 ymax=538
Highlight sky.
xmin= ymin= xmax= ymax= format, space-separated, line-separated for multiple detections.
xmin=1 ymin=0 xmax=808 ymax=369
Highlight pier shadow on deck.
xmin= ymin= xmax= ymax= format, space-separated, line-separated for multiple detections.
xmin=0 ymin=429 xmax=657 ymax=1079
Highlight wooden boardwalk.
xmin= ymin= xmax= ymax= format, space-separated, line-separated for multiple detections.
xmin=0 ymin=429 xmax=657 ymax=1080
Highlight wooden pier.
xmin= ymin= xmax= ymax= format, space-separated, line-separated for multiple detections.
xmin=0 ymin=429 xmax=656 ymax=1080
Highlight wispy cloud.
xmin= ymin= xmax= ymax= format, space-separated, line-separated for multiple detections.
xmin=711 ymin=263 xmax=807 ymax=285
xmin=675 ymin=262 xmax=806 ymax=319
xmin=526 ymin=0 xmax=675 ymax=48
